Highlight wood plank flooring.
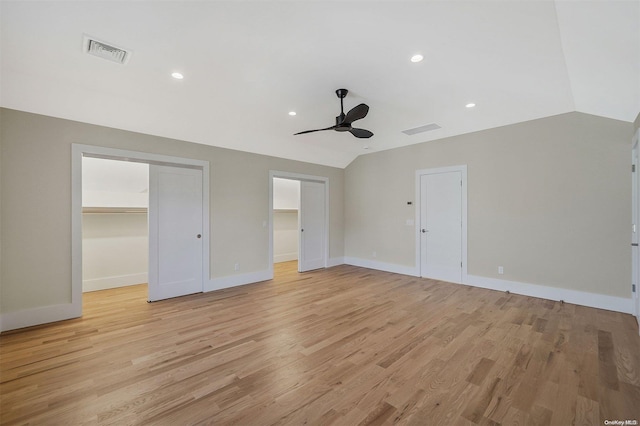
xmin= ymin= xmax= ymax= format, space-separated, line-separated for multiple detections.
xmin=1 ymin=262 xmax=639 ymax=425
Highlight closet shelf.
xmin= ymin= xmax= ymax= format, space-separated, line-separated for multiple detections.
xmin=82 ymin=207 xmax=147 ymax=214
xmin=273 ymin=208 xmax=298 ymax=213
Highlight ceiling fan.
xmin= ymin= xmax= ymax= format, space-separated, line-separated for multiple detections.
xmin=294 ymin=89 xmax=373 ymax=139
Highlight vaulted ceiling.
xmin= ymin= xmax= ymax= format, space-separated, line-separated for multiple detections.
xmin=1 ymin=1 xmax=638 ymax=168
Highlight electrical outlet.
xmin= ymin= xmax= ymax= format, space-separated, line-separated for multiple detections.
xmin=498 ymin=266 xmax=504 ymax=275
xmin=234 ymin=263 xmax=239 ymax=271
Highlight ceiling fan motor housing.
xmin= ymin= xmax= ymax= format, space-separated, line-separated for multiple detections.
xmin=336 ymin=88 xmax=348 ymax=98
xmin=335 ymin=88 xmax=349 ymax=128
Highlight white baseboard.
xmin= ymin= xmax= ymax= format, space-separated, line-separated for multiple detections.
xmin=343 ymin=257 xmax=419 ymax=277
xmin=83 ymin=272 xmax=148 ymax=292
xmin=274 ymin=253 xmax=298 ymax=263
xmin=342 ymin=257 xmax=633 ymax=314
xmin=0 ymin=302 xmax=81 ymax=332
xmin=4 ymin=264 xmax=632 ymax=333
xmin=206 ymin=269 xmax=273 ymax=292
xmin=327 ymin=257 xmax=345 ymax=267
xmin=465 ymin=274 xmax=634 ymax=314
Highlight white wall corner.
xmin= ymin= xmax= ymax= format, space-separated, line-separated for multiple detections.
xmin=0 ymin=302 xmax=81 ymax=332
xmin=83 ymin=273 xmax=148 ymax=292
xmin=465 ymin=274 xmax=634 ymax=315
xmin=343 ymin=257 xmax=420 ymax=277
xmin=206 ymin=270 xmax=273 ymax=293
xmin=327 ymin=257 xmax=345 ymax=267
xmin=274 ymin=253 xmax=298 ymax=263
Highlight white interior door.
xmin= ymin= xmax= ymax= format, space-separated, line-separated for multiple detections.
xmin=299 ymin=180 xmax=326 ymax=272
xmin=148 ymin=165 xmax=203 ymax=301
xmin=420 ymin=171 xmax=462 ymax=283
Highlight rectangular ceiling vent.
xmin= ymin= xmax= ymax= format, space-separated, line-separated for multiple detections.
xmin=402 ymin=123 xmax=441 ymax=136
xmin=83 ymin=35 xmax=131 ymax=65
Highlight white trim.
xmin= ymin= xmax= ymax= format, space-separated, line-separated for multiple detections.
xmin=633 ymin=128 xmax=640 ymax=326
xmin=327 ymin=257 xmax=345 ymax=267
xmin=415 ymin=165 xmax=468 ymax=284
xmin=344 ymin=257 xmax=419 ymax=277
xmin=274 ymin=253 xmax=298 ymax=263
xmin=71 ymin=144 xmax=210 ymax=323
xmin=268 ymin=171 xmax=330 ymax=276
xmin=1 ymin=303 xmax=82 ymax=332
xmin=83 ymin=272 xmax=148 ymax=292
xmin=466 ymin=274 xmax=634 ymax=314
xmin=206 ymin=270 xmax=272 ymax=292
xmin=339 ymin=258 xmax=633 ymax=314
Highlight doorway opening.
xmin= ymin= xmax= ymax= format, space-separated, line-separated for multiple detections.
xmin=81 ymin=157 xmax=149 ymax=296
xmin=273 ymin=177 xmax=300 ymax=265
xmin=71 ymin=144 xmax=210 ymax=316
xmin=269 ymin=171 xmax=329 ymax=278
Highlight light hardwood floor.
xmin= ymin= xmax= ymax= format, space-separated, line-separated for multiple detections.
xmin=1 ymin=262 xmax=639 ymax=425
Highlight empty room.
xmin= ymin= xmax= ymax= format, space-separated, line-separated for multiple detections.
xmin=1 ymin=1 xmax=639 ymax=425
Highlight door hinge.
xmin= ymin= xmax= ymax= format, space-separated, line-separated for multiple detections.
xmin=460 ymin=262 xmax=463 ymax=268
xmin=633 ymin=164 xmax=636 ymax=173
xmin=633 ymin=284 xmax=636 ymax=293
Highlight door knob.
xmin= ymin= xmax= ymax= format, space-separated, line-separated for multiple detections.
xmin=197 ymin=234 xmax=202 ymax=239
xmin=421 ymin=229 xmax=428 ymax=233
xmin=301 ymin=229 xmax=304 ymax=232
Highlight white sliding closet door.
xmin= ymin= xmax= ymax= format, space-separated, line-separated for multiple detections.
xmin=148 ymin=165 xmax=203 ymax=301
xmin=299 ymin=180 xmax=326 ymax=272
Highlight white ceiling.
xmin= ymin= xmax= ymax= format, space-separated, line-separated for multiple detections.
xmin=1 ymin=1 xmax=638 ymax=168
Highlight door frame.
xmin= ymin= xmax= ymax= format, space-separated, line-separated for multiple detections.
xmin=632 ymin=129 xmax=640 ymax=324
xmin=415 ymin=165 xmax=468 ymax=282
xmin=71 ymin=144 xmax=210 ymax=313
xmin=268 ymin=170 xmax=329 ymax=277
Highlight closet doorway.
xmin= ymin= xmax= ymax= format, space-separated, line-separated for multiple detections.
xmin=71 ymin=144 xmax=210 ymax=315
xmin=269 ymin=171 xmax=329 ymax=276
xmin=272 ymin=178 xmax=300 ymax=266
xmin=81 ymin=157 xmax=149 ymax=294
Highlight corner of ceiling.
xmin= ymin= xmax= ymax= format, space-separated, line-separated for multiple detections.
xmin=551 ymin=0 xmax=577 ymax=114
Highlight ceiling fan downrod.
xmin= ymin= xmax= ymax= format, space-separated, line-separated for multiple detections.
xmin=336 ymin=89 xmax=348 ymax=125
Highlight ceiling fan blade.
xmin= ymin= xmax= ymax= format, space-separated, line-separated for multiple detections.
xmin=349 ymin=128 xmax=373 ymax=138
xmin=294 ymin=125 xmax=337 ymax=135
xmin=343 ymin=103 xmax=369 ymax=124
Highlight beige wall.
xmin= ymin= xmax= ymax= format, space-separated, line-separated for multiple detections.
xmin=345 ymin=112 xmax=632 ymax=298
xmin=0 ymin=108 xmax=344 ymax=313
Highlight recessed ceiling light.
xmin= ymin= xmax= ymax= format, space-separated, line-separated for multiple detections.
xmin=288 ymin=111 xmax=297 ymax=116
xmin=171 ymin=72 xmax=184 ymax=80
xmin=410 ymin=54 xmax=424 ymax=63
xmin=466 ymin=103 xmax=476 ymax=108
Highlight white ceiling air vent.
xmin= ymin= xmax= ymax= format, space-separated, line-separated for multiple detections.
xmin=401 ymin=123 xmax=441 ymax=135
xmin=83 ymin=35 xmax=131 ymax=65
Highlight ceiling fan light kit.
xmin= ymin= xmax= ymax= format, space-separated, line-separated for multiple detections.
xmin=294 ymin=88 xmax=373 ymax=139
